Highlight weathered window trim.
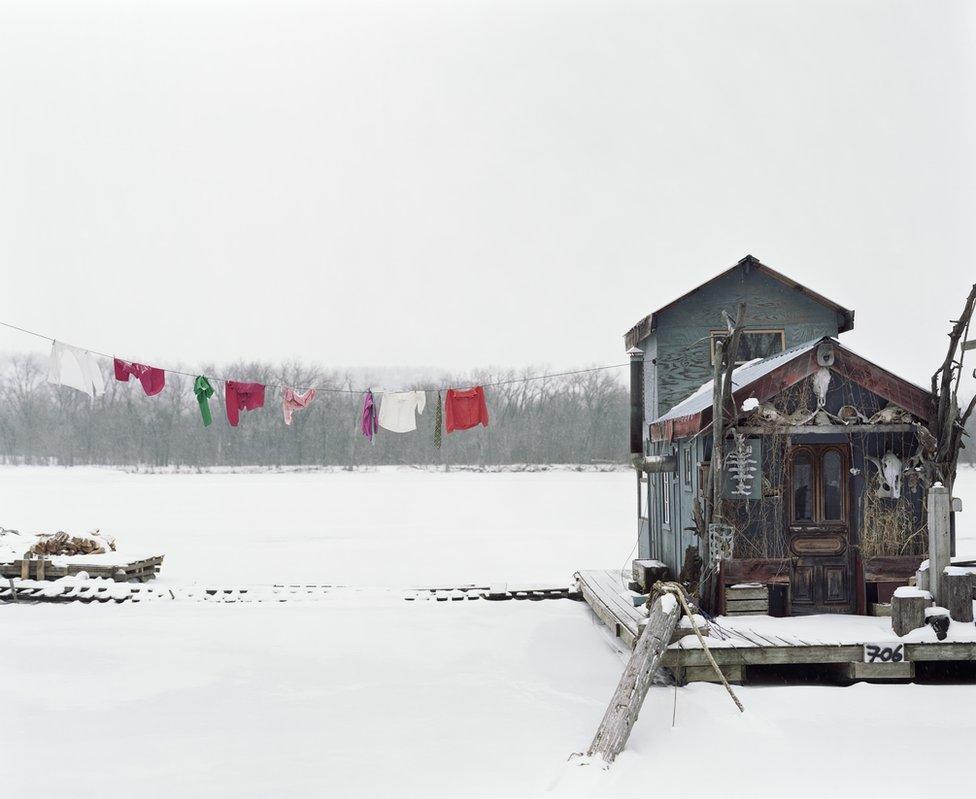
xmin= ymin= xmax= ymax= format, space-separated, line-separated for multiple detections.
xmin=709 ymin=328 xmax=786 ymax=365
xmin=682 ymin=446 xmax=693 ymax=490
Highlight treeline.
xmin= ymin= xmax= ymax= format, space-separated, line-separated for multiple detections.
xmin=0 ymin=353 xmax=629 ymax=467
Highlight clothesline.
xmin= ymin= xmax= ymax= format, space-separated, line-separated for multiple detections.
xmin=0 ymin=319 xmax=629 ymax=394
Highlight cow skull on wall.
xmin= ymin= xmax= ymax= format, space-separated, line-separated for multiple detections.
xmin=865 ymin=451 xmax=905 ymax=499
xmin=813 ymin=367 xmax=831 ymax=408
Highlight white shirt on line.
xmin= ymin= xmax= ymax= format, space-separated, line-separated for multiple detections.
xmin=378 ymin=390 xmax=427 ymax=433
xmin=47 ymin=341 xmax=105 ymax=398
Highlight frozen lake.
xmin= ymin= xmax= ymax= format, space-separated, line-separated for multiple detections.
xmin=0 ymin=465 xmax=636 ymax=586
xmin=1 ymin=466 xmax=974 ymax=797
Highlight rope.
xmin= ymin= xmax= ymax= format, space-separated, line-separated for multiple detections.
xmin=0 ymin=318 xmax=628 ymax=395
xmin=651 ymin=580 xmax=745 ymax=713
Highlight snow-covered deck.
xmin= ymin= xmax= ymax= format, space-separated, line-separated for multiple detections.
xmin=576 ymin=568 xmax=976 ymax=683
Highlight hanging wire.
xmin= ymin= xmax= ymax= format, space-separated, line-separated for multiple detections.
xmin=0 ymin=318 xmax=629 ymax=394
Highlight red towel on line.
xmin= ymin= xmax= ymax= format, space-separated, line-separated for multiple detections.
xmin=225 ymin=381 xmax=265 ymax=427
xmin=445 ymin=386 xmax=489 ymax=433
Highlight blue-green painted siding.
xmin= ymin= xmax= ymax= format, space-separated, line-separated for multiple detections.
xmin=646 ymin=267 xmax=845 ymax=419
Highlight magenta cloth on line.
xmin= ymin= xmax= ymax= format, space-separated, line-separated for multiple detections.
xmin=113 ymin=358 xmax=165 ymax=396
xmin=360 ymin=390 xmax=379 ymax=443
xmin=225 ymin=381 xmax=266 ymax=427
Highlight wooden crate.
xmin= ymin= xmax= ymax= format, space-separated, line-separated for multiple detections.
xmin=725 ymin=583 xmax=769 ymax=616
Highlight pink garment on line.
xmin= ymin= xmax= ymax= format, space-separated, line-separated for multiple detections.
xmin=225 ymin=381 xmax=266 ymax=427
xmin=114 ymin=358 xmax=165 ymax=396
xmin=360 ymin=390 xmax=378 ymax=443
xmin=282 ymin=387 xmax=316 ymax=425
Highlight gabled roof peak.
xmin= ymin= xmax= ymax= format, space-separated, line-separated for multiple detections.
xmin=649 ymin=336 xmax=932 ymax=441
xmin=625 ymin=255 xmax=855 ymax=348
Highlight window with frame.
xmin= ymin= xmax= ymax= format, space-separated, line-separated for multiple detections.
xmin=682 ymin=447 xmax=692 ymax=489
xmin=661 ymin=473 xmax=671 ymax=527
xmin=710 ymin=329 xmax=785 ymax=365
xmin=790 ymin=445 xmax=848 ymax=526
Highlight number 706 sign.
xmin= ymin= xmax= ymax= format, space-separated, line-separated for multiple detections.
xmin=863 ymin=643 xmax=908 ymax=663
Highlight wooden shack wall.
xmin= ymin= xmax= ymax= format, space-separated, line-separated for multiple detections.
xmin=719 ymin=377 xmax=927 ymax=561
xmin=652 ymin=268 xmax=844 ymax=415
xmin=640 ymin=436 xmax=703 ymax=578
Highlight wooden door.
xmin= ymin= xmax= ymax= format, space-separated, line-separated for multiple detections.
xmin=787 ymin=445 xmax=853 ymax=614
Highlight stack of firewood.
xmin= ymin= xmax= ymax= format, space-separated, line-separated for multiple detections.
xmin=28 ymin=529 xmax=117 ymax=557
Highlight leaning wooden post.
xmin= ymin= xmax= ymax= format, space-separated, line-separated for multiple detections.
xmin=584 ymin=591 xmax=683 ymax=764
xmin=927 ymin=484 xmax=951 ymax=605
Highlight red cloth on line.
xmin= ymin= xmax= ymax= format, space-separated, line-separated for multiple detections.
xmin=225 ymin=381 xmax=266 ymax=426
xmin=445 ymin=386 xmax=489 ymax=433
xmin=113 ymin=358 xmax=165 ymax=396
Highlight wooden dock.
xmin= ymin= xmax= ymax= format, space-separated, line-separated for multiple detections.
xmin=575 ymin=569 xmax=976 ymax=684
xmin=0 ymin=581 xmax=335 ymax=604
xmin=1 ymin=580 xmax=580 ymax=605
xmin=575 ymin=569 xmax=645 ymax=647
xmin=0 ymin=555 xmax=164 ymax=582
xmin=403 ymin=582 xmax=580 ymax=602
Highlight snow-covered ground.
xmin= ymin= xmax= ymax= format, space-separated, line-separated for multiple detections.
xmin=0 ymin=465 xmax=636 ymax=586
xmin=1 ymin=466 xmax=975 ymax=797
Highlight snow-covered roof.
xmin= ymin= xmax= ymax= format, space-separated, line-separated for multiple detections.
xmin=652 ymin=337 xmax=826 ymax=424
xmin=649 ymin=334 xmax=934 ymax=443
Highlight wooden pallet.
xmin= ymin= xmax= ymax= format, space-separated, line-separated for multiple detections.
xmin=0 ymin=555 xmax=164 ymax=583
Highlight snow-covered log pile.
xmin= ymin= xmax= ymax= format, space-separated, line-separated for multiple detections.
xmin=29 ymin=529 xmax=117 ymax=557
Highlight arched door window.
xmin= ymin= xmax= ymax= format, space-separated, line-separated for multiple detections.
xmin=792 ymin=451 xmax=814 ymax=522
xmin=790 ymin=446 xmax=847 ymax=526
xmin=822 ymin=450 xmax=844 ymax=521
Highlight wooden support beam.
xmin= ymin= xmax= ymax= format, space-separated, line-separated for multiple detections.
xmin=584 ymin=593 xmax=682 ymax=763
xmin=943 ymin=571 xmax=974 ymax=623
xmin=891 ymin=590 xmax=930 ymax=636
xmin=928 ymin=485 xmax=952 ymax=604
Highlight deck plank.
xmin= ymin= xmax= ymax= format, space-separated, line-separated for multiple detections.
xmin=575 ymin=569 xmax=644 ymax=647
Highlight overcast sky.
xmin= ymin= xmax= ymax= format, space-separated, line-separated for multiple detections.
xmin=0 ymin=0 xmax=973 ymax=390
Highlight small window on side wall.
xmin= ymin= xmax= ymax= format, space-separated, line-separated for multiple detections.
xmin=682 ymin=447 xmax=692 ymax=489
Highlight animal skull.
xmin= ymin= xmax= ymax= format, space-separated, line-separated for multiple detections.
xmin=813 ymin=367 xmax=831 ymax=408
xmin=868 ymin=403 xmax=912 ymax=425
xmin=837 ymin=405 xmax=868 ymax=425
xmin=882 ymin=452 xmax=903 ymax=499
xmin=865 ymin=451 xmax=905 ymax=499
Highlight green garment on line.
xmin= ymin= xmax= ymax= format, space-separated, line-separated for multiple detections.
xmin=433 ymin=391 xmax=443 ymax=449
xmin=194 ymin=376 xmax=215 ymax=427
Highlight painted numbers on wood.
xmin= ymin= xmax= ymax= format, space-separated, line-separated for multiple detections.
xmin=863 ymin=643 xmax=907 ymax=664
